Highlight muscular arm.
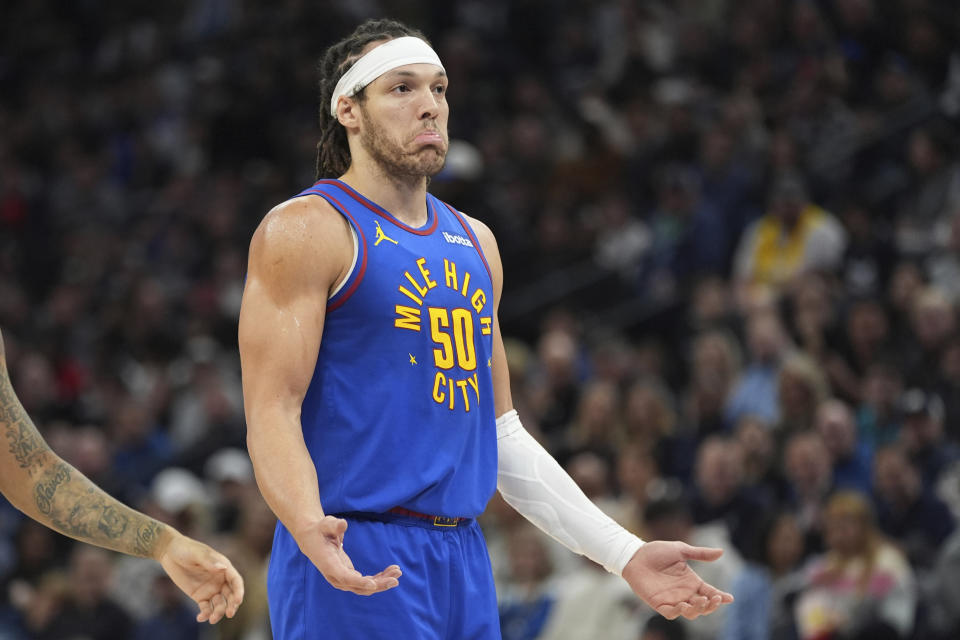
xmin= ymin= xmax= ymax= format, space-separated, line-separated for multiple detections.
xmin=0 ymin=333 xmax=169 ymax=558
xmin=239 ymin=197 xmax=399 ymax=594
xmin=239 ymin=197 xmax=346 ymax=538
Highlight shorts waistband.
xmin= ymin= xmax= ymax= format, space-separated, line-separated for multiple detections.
xmin=334 ymin=508 xmax=473 ymax=529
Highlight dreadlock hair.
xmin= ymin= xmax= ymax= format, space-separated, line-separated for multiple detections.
xmin=316 ymin=19 xmax=430 ymax=180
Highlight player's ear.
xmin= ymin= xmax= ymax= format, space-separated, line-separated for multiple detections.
xmin=337 ymin=97 xmax=362 ymax=130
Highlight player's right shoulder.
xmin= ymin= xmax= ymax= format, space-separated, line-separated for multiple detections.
xmin=247 ymin=195 xmax=352 ymax=286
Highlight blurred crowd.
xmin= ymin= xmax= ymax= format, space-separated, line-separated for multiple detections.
xmin=1 ymin=0 xmax=959 ymax=639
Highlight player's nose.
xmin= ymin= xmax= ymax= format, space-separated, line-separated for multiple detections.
xmin=417 ymin=88 xmax=441 ymax=120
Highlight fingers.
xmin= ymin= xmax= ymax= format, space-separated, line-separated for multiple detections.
xmin=681 ymin=544 xmax=724 ymax=562
xmin=208 ymin=592 xmax=229 ymax=624
xmin=325 ymin=564 xmax=401 ymax=596
xmin=698 ymin=580 xmax=735 ymax=604
xmin=196 ymin=599 xmax=212 ymax=623
xmin=215 ymin=558 xmax=245 ymax=616
xmin=656 ymin=592 xmax=730 ymax=622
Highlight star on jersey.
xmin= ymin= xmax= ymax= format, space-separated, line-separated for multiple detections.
xmin=409 ymin=353 xmax=417 ymax=365
xmin=374 ymin=220 xmax=399 ymax=246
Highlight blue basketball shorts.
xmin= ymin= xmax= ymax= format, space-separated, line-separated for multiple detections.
xmin=267 ymin=512 xmax=501 ymax=640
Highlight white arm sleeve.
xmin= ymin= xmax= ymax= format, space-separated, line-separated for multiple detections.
xmin=496 ymin=410 xmax=644 ymax=576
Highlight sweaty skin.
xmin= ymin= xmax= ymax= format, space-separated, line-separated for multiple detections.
xmin=0 ymin=328 xmax=244 ymax=624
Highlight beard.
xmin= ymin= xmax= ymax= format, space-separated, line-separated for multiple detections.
xmin=358 ymin=107 xmax=447 ymax=180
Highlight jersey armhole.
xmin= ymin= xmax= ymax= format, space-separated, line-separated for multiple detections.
xmin=444 ymin=203 xmax=492 ymax=282
xmin=329 ymin=226 xmax=358 ymax=299
xmin=306 ymin=191 xmax=368 ymax=313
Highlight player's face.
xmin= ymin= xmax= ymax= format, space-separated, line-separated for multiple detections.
xmin=358 ymin=64 xmax=449 ymax=179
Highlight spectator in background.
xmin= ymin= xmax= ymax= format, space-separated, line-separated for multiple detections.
xmin=689 ymin=436 xmax=769 ymax=559
xmin=733 ymin=173 xmax=846 ymax=295
xmin=133 ymin=567 xmax=200 ymax=640
xmin=641 ymin=165 xmax=728 ymax=305
xmin=775 ymin=353 xmax=830 ymax=447
xmin=815 ymin=399 xmax=873 ymax=495
xmin=783 ymin=431 xmax=834 ymax=556
xmin=614 ymin=442 xmax=661 ymax=538
xmin=856 ymin=360 xmax=904 ymax=449
xmin=898 ymin=388 xmax=960 ymax=491
xmin=725 ymin=310 xmax=791 ymax=427
xmin=623 ymin=379 xmax=695 ymax=483
xmin=904 ymin=287 xmax=956 ymax=389
xmin=794 ymin=491 xmax=916 ymax=640
xmin=683 ymin=329 xmax=741 ymax=437
xmin=564 ymin=380 xmax=624 ymax=458
xmin=497 ymin=525 xmax=556 ymax=640
xmin=733 ymin=416 xmax=790 ymax=504
xmin=108 ymin=395 xmax=175 ymax=502
xmin=721 ymin=511 xmax=805 ymax=640
xmin=29 ymin=546 xmax=132 ymax=640
xmin=895 ymin=123 xmax=960 ymax=255
xmin=872 ymin=445 xmax=955 ymax=572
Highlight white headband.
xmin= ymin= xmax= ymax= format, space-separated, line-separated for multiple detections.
xmin=330 ymin=36 xmax=445 ymax=116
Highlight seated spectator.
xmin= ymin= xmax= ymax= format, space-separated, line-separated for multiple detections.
xmin=794 ymin=491 xmax=916 ymax=640
xmin=132 ymin=567 xmax=199 ymax=640
xmin=733 ymin=416 xmax=791 ymax=503
xmin=783 ymin=432 xmax=834 ymax=556
xmin=904 ymin=287 xmax=957 ymax=389
xmin=613 ymin=442 xmax=661 ymax=538
xmin=498 ymin=525 xmax=557 ymax=640
xmin=30 ymin=546 xmax=133 ymax=640
xmin=689 ymin=436 xmax=769 ymax=558
xmin=898 ymin=388 xmax=960 ymax=490
xmin=733 ymin=173 xmax=846 ymax=294
xmin=623 ymin=379 xmax=695 ymax=482
xmin=856 ymin=361 xmax=904 ymax=449
xmin=721 ymin=511 xmax=805 ymax=640
xmin=683 ymin=329 xmax=742 ymax=437
xmin=815 ymin=399 xmax=873 ymax=494
xmin=872 ymin=445 xmax=955 ymax=571
xmin=725 ymin=310 xmax=791 ymax=427
xmin=775 ymin=353 xmax=830 ymax=447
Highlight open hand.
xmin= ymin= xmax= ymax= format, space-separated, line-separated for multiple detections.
xmin=299 ymin=515 xmax=401 ymax=595
xmin=622 ymin=540 xmax=734 ymax=620
xmin=158 ymin=533 xmax=245 ymax=624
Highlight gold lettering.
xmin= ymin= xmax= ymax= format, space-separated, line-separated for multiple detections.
xmin=480 ymin=316 xmax=492 ymax=336
xmin=461 ymin=271 xmax=471 ymax=297
xmin=471 ymin=289 xmax=487 ymax=314
xmin=456 ymin=379 xmax=471 ymax=412
xmin=394 ymin=306 xmax=422 ymax=331
xmin=443 ymin=259 xmax=458 ymax=291
xmin=416 ymin=258 xmax=438 ymax=290
xmin=433 ymin=372 xmax=446 ymax=405
xmin=398 ymin=285 xmax=423 ymax=306
xmin=448 ymin=377 xmax=455 ymax=410
xmin=404 ymin=271 xmax=429 ymax=297
xmin=467 ymin=373 xmax=479 ymax=402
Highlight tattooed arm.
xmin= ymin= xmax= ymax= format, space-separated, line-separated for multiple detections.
xmin=0 ymin=330 xmax=244 ymax=623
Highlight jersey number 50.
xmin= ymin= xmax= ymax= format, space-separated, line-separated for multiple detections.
xmin=428 ymin=307 xmax=477 ymax=371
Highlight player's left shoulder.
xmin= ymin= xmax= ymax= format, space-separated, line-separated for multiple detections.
xmin=458 ymin=212 xmax=499 ymax=258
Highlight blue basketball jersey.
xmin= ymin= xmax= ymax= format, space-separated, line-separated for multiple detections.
xmin=288 ymin=179 xmax=498 ymax=518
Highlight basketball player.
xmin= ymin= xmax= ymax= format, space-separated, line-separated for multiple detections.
xmin=0 ymin=328 xmax=243 ymax=623
xmin=239 ymin=19 xmax=733 ymax=639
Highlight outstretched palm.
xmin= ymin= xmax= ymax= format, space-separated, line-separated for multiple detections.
xmin=158 ymin=534 xmax=245 ymax=624
xmin=622 ymin=540 xmax=734 ymax=620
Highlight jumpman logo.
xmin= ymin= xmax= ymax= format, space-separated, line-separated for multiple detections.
xmin=374 ymin=221 xmax=398 ymax=246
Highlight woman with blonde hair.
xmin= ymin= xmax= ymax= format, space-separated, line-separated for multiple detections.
xmin=794 ymin=491 xmax=916 ymax=640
